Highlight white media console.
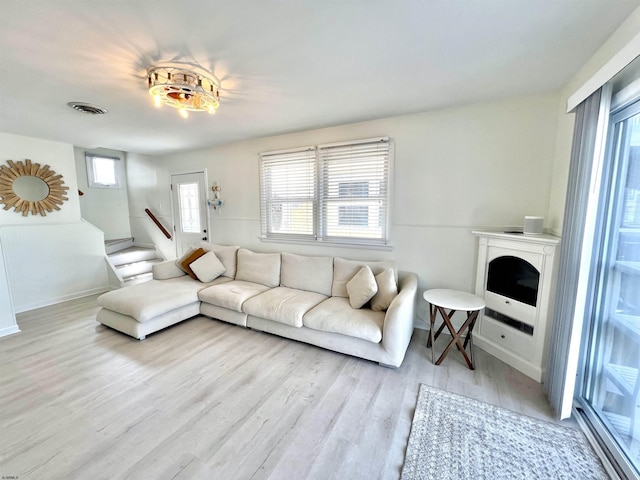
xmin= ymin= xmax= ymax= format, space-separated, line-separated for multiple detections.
xmin=473 ymin=231 xmax=560 ymax=382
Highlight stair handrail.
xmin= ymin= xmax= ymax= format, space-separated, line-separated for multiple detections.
xmin=145 ymin=208 xmax=172 ymax=240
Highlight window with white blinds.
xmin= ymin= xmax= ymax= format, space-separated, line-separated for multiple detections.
xmin=260 ymin=147 xmax=317 ymax=240
xmin=318 ymin=139 xmax=390 ymax=245
xmin=259 ymin=137 xmax=391 ymax=246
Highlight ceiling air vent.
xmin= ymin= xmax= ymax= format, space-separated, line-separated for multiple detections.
xmin=67 ymin=102 xmax=108 ymax=115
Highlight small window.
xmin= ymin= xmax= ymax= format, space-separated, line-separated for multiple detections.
xmin=86 ymin=154 xmax=119 ymax=188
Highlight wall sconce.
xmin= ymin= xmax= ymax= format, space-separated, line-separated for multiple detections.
xmin=208 ymin=181 xmax=224 ymax=210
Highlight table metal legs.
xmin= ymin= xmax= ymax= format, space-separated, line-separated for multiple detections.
xmin=427 ymin=304 xmax=479 ymax=370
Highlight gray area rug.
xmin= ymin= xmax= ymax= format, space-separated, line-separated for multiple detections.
xmin=401 ymin=384 xmax=609 ymax=480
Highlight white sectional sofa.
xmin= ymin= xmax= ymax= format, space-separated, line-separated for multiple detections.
xmin=96 ymin=243 xmax=418 ymax=368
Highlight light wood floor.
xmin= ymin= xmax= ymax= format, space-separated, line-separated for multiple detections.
xmin=0 ymin=295 xmax=560 ymax=480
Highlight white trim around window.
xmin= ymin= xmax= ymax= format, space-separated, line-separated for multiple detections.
xmin=259 ymin=137 xmax=392 ymax=248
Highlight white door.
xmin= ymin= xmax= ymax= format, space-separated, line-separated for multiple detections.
xmin=171 ymin=172 xmax=208 ymax=256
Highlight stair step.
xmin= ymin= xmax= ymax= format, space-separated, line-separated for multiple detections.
xmin=105 ymin=238 xmax=134 ymax=255
xmin=116 ymin=258 xmax=163 ymax=279
xmin=109 ymin=246 xmax=158 ymax=266
xmin=106 ymin=241 xmax=163 ymax=288
xmin=123 ymin=272 xmax=154 ymax=287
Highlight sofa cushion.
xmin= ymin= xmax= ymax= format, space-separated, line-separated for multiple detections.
xmin=177 ymin=247 xmax=207 ymax=279
xmin=332 ymin=257 xmax=397 ymax=298
xmin=303 ymin=297 xmax=385 ymax=343
xmin=190 ymin=251 xmax=226 ymax=282
xmin=199 ymin=242 xmax=239 ymax=278
xmin=235 ymin=249 xmax=281 ymax=287
xmin=242 ymin=287 xmax=328 ymax=328
xmin=346 ymin=266 xmax=378 ymax=309
xmin=280 ymin=252 xmax=333 ymax=297
xmin=97 ymin=276 xmax=215 ymax=323
xmin=198 ymin=280 xmax=270 ymax=312
xmin=152 ymin=260 xmax=187 ymax=280
xmin=371 ymin=267 xmax=398 ymax=312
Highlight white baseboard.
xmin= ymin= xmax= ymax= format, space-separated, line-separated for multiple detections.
xmin=14 ymin=286 xmax=109 ymax=313
xmin=0 ymin=325 xmax=20 ymax=338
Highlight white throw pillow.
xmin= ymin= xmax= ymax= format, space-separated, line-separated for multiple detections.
xmin=332 ymin=257 xmax=396 ymax=298
xmin=371 ymin=268 xmax=398 ymax=311
xmin=346 ymin=266 xmax=378 ymax=309
xmin=189 ymin=251 xmax=226 ymax=283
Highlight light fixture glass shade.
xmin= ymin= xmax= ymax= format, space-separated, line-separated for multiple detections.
xmin=147 ymin=66 xmax=220 ymax=115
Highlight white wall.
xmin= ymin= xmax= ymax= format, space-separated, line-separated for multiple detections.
xmin=0 ymin=222 xmax=109 ymax=312
xmin=0 ymin=133 xmax=109 ymax=313
xmin=546 ymin=6 xmax=640 ymax=234
xmin=74 ymin=147 xmax=131 ymax=240
xmin=0 ymin=237 xmax=18 ymax=337
xmin=126 ymin=152 xmax=174 ymax=258
xmin=126 ymin=93 xmax=559 ymax=323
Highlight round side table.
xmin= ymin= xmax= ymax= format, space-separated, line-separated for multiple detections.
xmin=423 ymin=289 xmax=485 ymax=370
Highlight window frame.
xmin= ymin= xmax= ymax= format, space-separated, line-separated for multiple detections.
xmin=259 ymin=137 xmax=392 ymax=248
xmin=85 ymin=154 xmax=120 ymax=189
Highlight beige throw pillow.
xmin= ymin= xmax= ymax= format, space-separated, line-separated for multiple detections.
xmin=190 ymin=251 xmax=226 ymax=283
xmin=371 ymin=268 xmax=398 ymax=311
xmin=176 ymin=247 xmax=207 ymax=279
xmin=346 ymin=266 xmax=378 ymax=309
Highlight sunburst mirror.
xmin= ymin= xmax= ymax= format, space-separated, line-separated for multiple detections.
xmin=0 ymin=159 xmax=69 ymax=216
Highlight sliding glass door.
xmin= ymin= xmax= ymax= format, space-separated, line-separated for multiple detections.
xmin=577 ymin=99 xmax=640 ymax=478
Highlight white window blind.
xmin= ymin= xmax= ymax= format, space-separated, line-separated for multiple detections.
xmin=318 ymin=138 xmax=390 ymax=245
xmin=260 ymin=147 xmax=317 ymax=240
xmin=259 ymin=137 xmax=391 ymax=247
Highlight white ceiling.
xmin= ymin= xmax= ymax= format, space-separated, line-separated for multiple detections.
xmin=1 ymin=1 xmax=638 ymax=156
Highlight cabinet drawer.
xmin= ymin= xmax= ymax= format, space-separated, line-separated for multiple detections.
xmin=484 ymin=291 xmax=536 ymax=326
xmin=479 ymin=317 xmax=534 ymax=360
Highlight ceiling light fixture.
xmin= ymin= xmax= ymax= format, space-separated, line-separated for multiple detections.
xmin=147 ymin=65 xmax=220 ymax=118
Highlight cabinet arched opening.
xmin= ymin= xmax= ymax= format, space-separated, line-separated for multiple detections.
xmin=487 ymin=256 xmax=540 ymax=307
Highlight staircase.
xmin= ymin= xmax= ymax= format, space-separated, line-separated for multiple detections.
xmin=105 ymin=238 xmax=164 ymax=287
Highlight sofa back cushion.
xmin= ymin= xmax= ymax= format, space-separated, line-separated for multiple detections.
xmin=199 ymin=242 xmax=239 ymax=278
xmin=280 ymin=252 xmax=334 ymax=296
xmin=332 ymin=257 xmax=397 ymax=298
xmin=235 ymin=249 xmax=281 ymax=287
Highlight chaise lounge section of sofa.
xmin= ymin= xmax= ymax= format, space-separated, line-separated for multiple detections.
xmin=96 ymin=243 xmax=418 ymax=368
